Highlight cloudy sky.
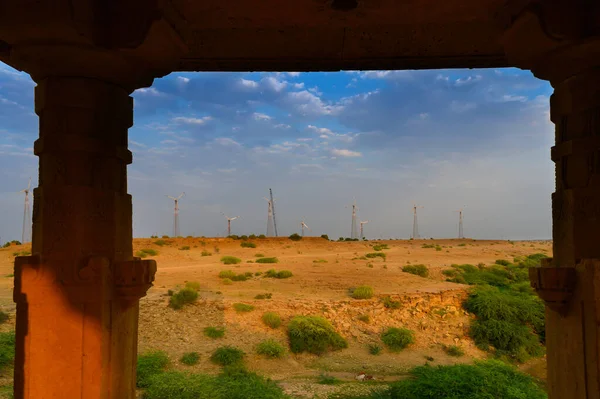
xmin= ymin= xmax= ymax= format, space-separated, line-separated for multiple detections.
xmin=0 ymin=64 xmax=555 ymax=241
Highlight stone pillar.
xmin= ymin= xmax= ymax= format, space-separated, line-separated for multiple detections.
xmin=13 ymin=77 xmax=156 ymax=399
xmin=500 ymin=2 xmax=600 ymax=398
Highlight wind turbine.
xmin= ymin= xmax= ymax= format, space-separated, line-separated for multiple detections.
xmin=300 ymin=218 xmax=311 ymax=237
xmin=166 ymin=192 xmax=185 ymax=237
xmin=346 ymin=198 xmax=359 ymax=239
xmin=19 ymin=177 xmax=32 ymax=243
xmin=412 ymin=203 xmax=424 ymax=239
xmin=264 ymin=196 xmax=276 ymax=237
xmin=360 ymin=220 xmax=369 ymax=239
xmin=456 ymin=208 xmax=465 ymax=239
xmin=221 ymin=213 xmax=240 ymax=236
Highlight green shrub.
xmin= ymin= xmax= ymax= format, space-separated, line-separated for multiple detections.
xmin=381 ymin=327 xmax=414 ymax=352
xmin=137 ymin=350 xmax=169 ymax=388
xmin=210 ymin=346 xmax=245 ymax=366
xmin=221 ymin=278 xmax=233 ymax=285
xmin=373 ymin=244 xmax=389 ymax=251
xmin=162 ymin=235 xmax=169 ymax=238
xmin=255 ymin=253 xmax=265 ymax=257
xmin=136 ymin=248 xmax=158 ymax=258
xmin=204 ymin=326 xmax=225 ymax=339
xmin=442 ymin=269 xmax=457 ymax=277
xmin=422 ymin=244 xmax=435 ymax=249
xmin=382 ymin=296 xmax=402 ymax=309
xmin=169 ymin=288 xmax=199 ymax=309
xmin=0 ymin=312 xmax=8 ymax=324
xmin=0 ymin=331 xmax=15 ymax=373
xmin=241 ymin=241 xmax=257 ymax=248
xmin=180 ymin=352 xmax=200 ymax=365
xmin=313 ymin=259 xmax=328 ymax=263
xmin=495 ymin=259 xmax=511 ymax=266
xmin=201 ymin=250 xmax=212 ymax=256
xmin=233 ymin=303 xmax=255 ymax=312
xmin=179 ymin=246 xmax=191 ymax=251
xmin=389 ymin=360 xmax=547 ymax=399
xmin=444 ymin=345 xmax=465 ymax=357
xmin=289 ymin=233 xmax=302 ymax=241
xmin=365 ymin=252 xmax=386 ymax=260
xmin=317 ymin=373 xmax=340 ymax=385
xmin=287 ymin=316 xmax=347 ymax=355
xmin=321 ymin=234 xmax=329 ymax=240
xmin=221 ymin=256 xmax=242 ymax=265
xmin=256 ymin=339 xmax=286 ymax=358
xmin=358 ymin=314 xmax=370 ymax=323
xmin=240 ymin=235 xmax=248 ymax=240
xmin=402 ymin=264 xmax=429 ymax=277
xmin=264 ymin=269 xmax=292 ymax=279
xmin=218 ymin=270 xmax=250 ymax=281
xmin=143 ymin=368 xmax=288 ymax=399
xmin=464 ymin=286 xmax=545 ymax=361
xmin=262 ymin=312 xmax=282 ymax=329
xmin=458 ymin=243 xmax=466 ymax=247
xmin=368 ymin=344 xmax=382 ymax=355
xmin=185 ymin=281 xmax=200 ymax=291
xmin=258 ymin=234 xmax=266 ymax=239
xmin=256 ymin=257 xmax=279 ymax=264
xmin=249 ymin=234 xmax=257 ymax=239
xmin=351 ymin=286 xmax=374 ymax=299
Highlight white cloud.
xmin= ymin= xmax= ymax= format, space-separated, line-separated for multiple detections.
xmin=240 ymin=78 xmax=259 ymax=88
xmin=307 ymin=125 xmax=334 ymax=135
xmin=213 ymin=137 xmax=241 ymax=147
xmin=253 ymin=112 xmax=272 ymax=121
xmin=262 ymin=76 xmax=287 ymax=92
xmin=176 ymin=76 xmax=190 ymax=84
xmin=217 ymin=168 xmax=237 ymax=173
xmin=287 ymin=72 xmax=301 ymax=77
xmin=172 ymin=116 xmax=212 ymax=125
xmin=331 ymin=149 xmax=362 ymax=157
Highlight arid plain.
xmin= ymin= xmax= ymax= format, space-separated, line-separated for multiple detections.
xmin=0 ymin=237 xmax=551 ymax=398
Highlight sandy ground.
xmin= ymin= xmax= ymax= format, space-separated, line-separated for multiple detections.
xmin=0 ymin=237 xmax=552 ymax=397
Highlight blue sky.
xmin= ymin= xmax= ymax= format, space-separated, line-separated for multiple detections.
xmin=0 ymin=64 xmax=555 ymax=241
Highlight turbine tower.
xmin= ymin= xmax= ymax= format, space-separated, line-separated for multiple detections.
xmin=456 ymin=208 xmax=465 ymax=239
xmin=264 ymin=196 xmax=276 ymax=237
xmin=360 ymin=220 xmax=369 ymax=239
xmin=347 ymin=198 xmax=359 ymax=239
xmin=222 ymin=213 xmax=240 ymax=236
xmin=19 ymin=177 xmax=32 ymax=243
xmin=166 ymin=192 xmax=185 ymax=237
xmin=412 ymin=203 xmax=424 ymax=239
xmin=270 ymin=188 xmax=279 ymax=237
xmin=300 ymin=218 xmax=311 ymax=237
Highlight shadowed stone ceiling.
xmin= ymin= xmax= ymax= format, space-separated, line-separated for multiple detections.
xmin=171 ymin=0 xmax=512 ymax=71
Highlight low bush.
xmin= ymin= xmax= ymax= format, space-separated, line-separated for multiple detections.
xmin=264 ymin=269 xmax=293 ymax=279
xmin=255 ymin=253 xmax=265 ymax=257
xmin=421 ymin=244 xmax=435 ymax=249
xmin=389 ymin=360 xmax=547 ymax=399
xmin=256 ymin=257 xmax=279 ymax=264
xmin=317 ymin=373 xmax=340 ymax=385
xmin=180 ymin=352 xmax=200 ymax=365
xmin=0 ymin=312 xmax=8 ymax=324
xmin=136 ymin=248 xmax=158 ymax=258
xmin=137 ymin=350 xmax=169 ymax=388
xmin=204 ymin=326 xmax=225 ymax=339
xmin=495 ymin=259 xmax=511 ymax=266
xmin=358 ymin=314 xmax=370 ymax=323
xmin=381 ymin=327 xmax=414 ymax=352
xmin=382 ymin=296 xmax=402 ymax=309
xmin=256 ymin=339 xmax=286 ymax=358
xmin=201 ymin=250 xmax=212 ymax=256
xmin=218 ymin=270 xmax=251 ymax=281
xmin=249 ymin=234 xmax=257 ymax=239
xmin=210 ymin=346 xmax=245 ymax=366
xmin=444 ymin=345 xmax=465 ymax=357
xmin=240 ymin=235 xmax=248 ymax=241
xmin=143 ymin=367 xmax=289 ymax=399
xmin=0 ymin=331 xmax=15 ymax=373
xmin=287 ymin=316 xmax=348 ymax=355
xmin=169 ymin=288 xmax=199 ymax=309
xmin=351 ymin=286 xmax=374 ymax=299
xmin=365 ymin=252 xmax=386 ymax=260
xmin=321 ymin=234 xmax=329 ymax=240
xmin=221 ymin=278 xmax=233 ymax=285
xmin=313 ymin=259 xmax=328 ymax=263
xmin=368 ymin=344 xmax=382 ymax=355
xmin=233 ymin=303 xmax=255 ymax=312
xmin=179 ymin=246 xmax=190 ymax=251
xmin=372 ymin=244 xmax=389 ymax=251
xmin=220 ymin=256 xmax=242 ymax=265
xmin=185 ymin=281 xmax=200 ymax=291
xmin=241 ymin=241 xmax=257 ymax=248
xmin=402 ymin=264 xmax=429 ymax=277
xmin=258 ymin=234 xmax=266 ymax=239
xmin=262 ymin=312 xmax=282 ymax=329
xmin=289 ymin=233 xmax=302 ymax=241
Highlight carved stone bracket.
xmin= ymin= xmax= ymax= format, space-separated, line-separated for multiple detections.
xmin=529 ymin=258 xmax=577 ymax=315
xmin=113 ymin=258 xmax=157 ymax=301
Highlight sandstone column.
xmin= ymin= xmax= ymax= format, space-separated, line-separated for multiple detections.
xmin=501 ymin=2 xmax=600 ymax=398
xmin=13 ymin=76 xmax=157 ymax=399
